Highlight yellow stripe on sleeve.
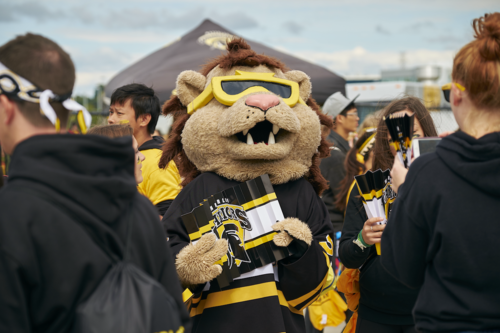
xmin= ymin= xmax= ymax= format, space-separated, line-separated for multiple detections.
xmin=277 ymin=290 xmax=303 ymax=315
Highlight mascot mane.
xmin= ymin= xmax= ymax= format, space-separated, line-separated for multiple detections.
xmin=160 ymin=38 xmax=333 ymax=195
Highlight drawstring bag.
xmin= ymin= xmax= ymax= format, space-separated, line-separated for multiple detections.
xmin=17 ymin=186 xmax=184 ymax=333
xmin=71 ymin=207 xmax=184 ymax=333
xmin=72 ymin=262 xmax=183 ymax=333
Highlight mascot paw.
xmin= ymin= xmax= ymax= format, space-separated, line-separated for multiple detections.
xmin=272 ymin=217 xmax=313 ymax=247
xmin=176 ymin=233 xmax=228 ymax=286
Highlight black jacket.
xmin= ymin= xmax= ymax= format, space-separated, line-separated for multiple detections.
xmin=320 ymin=130 xmax=349 ymax=232
xmin=339 ymin=185 xmax=419 ymax=325
xmin=0 ymin=134 xmax=189 ymax=333
xmin=163 ymin=172 xmax=333 ymax=333
xmin=381 ymin=131 xmax=500 ymax=332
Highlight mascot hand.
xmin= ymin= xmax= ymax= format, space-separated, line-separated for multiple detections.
xmin=176 ymin=233 xmax=228 ymax=286
xmin=273 ymin=218 xmax=313 ymax=260
xmin=273 ymin=218 xmax=313 ymax=246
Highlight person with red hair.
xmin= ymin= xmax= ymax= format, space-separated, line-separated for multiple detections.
xmin=382 ymin=13 xmax=500 ymax=333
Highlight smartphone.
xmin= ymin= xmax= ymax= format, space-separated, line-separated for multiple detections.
xmin=413 ymin=137 xmax=442 ymax=159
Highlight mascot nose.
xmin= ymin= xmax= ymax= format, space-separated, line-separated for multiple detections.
xmin=245 ymin=94 xmax=280 ymax=111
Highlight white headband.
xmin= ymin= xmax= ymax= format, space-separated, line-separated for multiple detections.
xmin=0 ymin=61 xmax=91 ymax=133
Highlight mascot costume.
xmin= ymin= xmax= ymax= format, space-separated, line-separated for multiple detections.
xmin=160 ymin=39 xmax=335 ymax=333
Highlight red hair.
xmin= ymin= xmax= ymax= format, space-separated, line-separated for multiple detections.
xmin=159 ymin=38 xmax=333 ymax=195
xmin=453 ymin=13 xmax=500 ymax=109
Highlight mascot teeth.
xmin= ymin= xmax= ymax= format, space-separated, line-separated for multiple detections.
xmin=243 ymin=129 xmax=249 ymax=136
xmin=272 ymin=124 xmax=280 ymax=135
xmin=268 ymin=132 xmax=276 ymax=145
xmin=246 ymin=133 xmax=254 ymax=145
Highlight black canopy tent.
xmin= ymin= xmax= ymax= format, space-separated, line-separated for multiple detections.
xmin=104 ymin=19 xmax=345 ymax=106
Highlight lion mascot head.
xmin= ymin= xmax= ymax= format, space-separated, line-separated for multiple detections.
xmin=159 ymin=38 xmax=333 ymax=195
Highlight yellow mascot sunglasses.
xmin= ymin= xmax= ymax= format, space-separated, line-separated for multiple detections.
xmin=187 ymin=70 xmax=306 ymax=114
xmin=441 ymin=82 xmax=465 ymax=103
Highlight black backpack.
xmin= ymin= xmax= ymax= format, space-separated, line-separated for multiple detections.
xmin=71 ymin=208 xmax=184 ymax=333
xmin=19 ymin=187 xmax=184 ymax=333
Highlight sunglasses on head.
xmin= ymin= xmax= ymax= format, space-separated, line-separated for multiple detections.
xmin=441 ymin=82 xmax=465 ymax=103
xmin=187 ymin=71 xmax=306 ymax=114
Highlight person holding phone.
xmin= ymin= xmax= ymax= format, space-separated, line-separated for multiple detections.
xmin=339 ymin=96 xmax=437 ymax=333
xmin=381 ymin=13 xmax=500 ymax=333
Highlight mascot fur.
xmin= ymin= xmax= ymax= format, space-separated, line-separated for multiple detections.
xmin=160 ymin=39 xmax=335 ymax=333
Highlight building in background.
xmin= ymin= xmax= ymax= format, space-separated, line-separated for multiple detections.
xmin=345 ymin=65 xmax=457 ymax=134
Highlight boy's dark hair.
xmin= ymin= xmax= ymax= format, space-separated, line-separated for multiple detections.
xmin=339 ymin=103 xmax=356 ymax=116
xmin=0 ymin=33 xmax=75 ymax=128
xmin=111 ymin=84 xmax=160 ymax=134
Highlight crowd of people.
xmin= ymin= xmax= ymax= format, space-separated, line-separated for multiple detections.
xmin=0 ymin=11 xmax=499 ymax=333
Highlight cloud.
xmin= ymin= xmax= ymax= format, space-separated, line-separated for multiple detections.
xmin=402 ymin=20 xmax=434 ymax=33
xmin=0 ymin=7 xmax=15 ymax=22
xmin=66 ymin=44 xmax=153 ymax=95
xmin=99 ymin=7 xmax=258 ymax=31
xmin=210 ymin=11 xmax=259 ymax=30
xmin=75 ymin=70 xmax=117 ymax=96
xmin=282 ymin=21 xmax=304 ymax=35
xmin=70 ymin=5 xmax=96 ymax=24
xmin=63 ymin=30 xmax=176 ymax=43
xmin=102 ymin=8 xmax=165 ymax=29
xmin=0 ymin=0 xmax=258 ymax=31
xmin=375 ymin=25 xmax=391 ymax=35
xmin=66 ymin=45 xmax=145 ymax=72
xmin=427 ymin=34 xmax=470 ymax=49
xmin=284 ymin=46 xmax=456 ymax=76
xmin=0 ymin=1 xmax=61 ymax=22
xmin=0 ymin=2 xmax=205 ymax=30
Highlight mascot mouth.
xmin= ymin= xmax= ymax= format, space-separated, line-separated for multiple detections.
xmin=235 ymin=120 xmax=282 ymax=145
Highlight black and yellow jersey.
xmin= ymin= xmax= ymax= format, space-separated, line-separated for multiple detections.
xmin=163 ymin=172 xmax=334 ymax=333
xmin=138 ymin=136 xmax=181 ymax=215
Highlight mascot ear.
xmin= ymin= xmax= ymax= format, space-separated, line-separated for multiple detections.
xmin=176 ymin=70 xmax=207 ymax=107
xmin=284 ymin=70 xmax=312 ymax=102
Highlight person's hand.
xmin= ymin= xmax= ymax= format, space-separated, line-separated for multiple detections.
xmin=361 ymin=217 xmax=386 ymax=245
xmin=391 ymin=157 xmax=408 ymax=194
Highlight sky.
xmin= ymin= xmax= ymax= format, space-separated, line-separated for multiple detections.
xmin=1 ymin=0 xmax=497 ymax=96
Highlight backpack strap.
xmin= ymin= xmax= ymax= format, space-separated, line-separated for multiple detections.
xmin=123 ymin=205 xmax=135 ymax=262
